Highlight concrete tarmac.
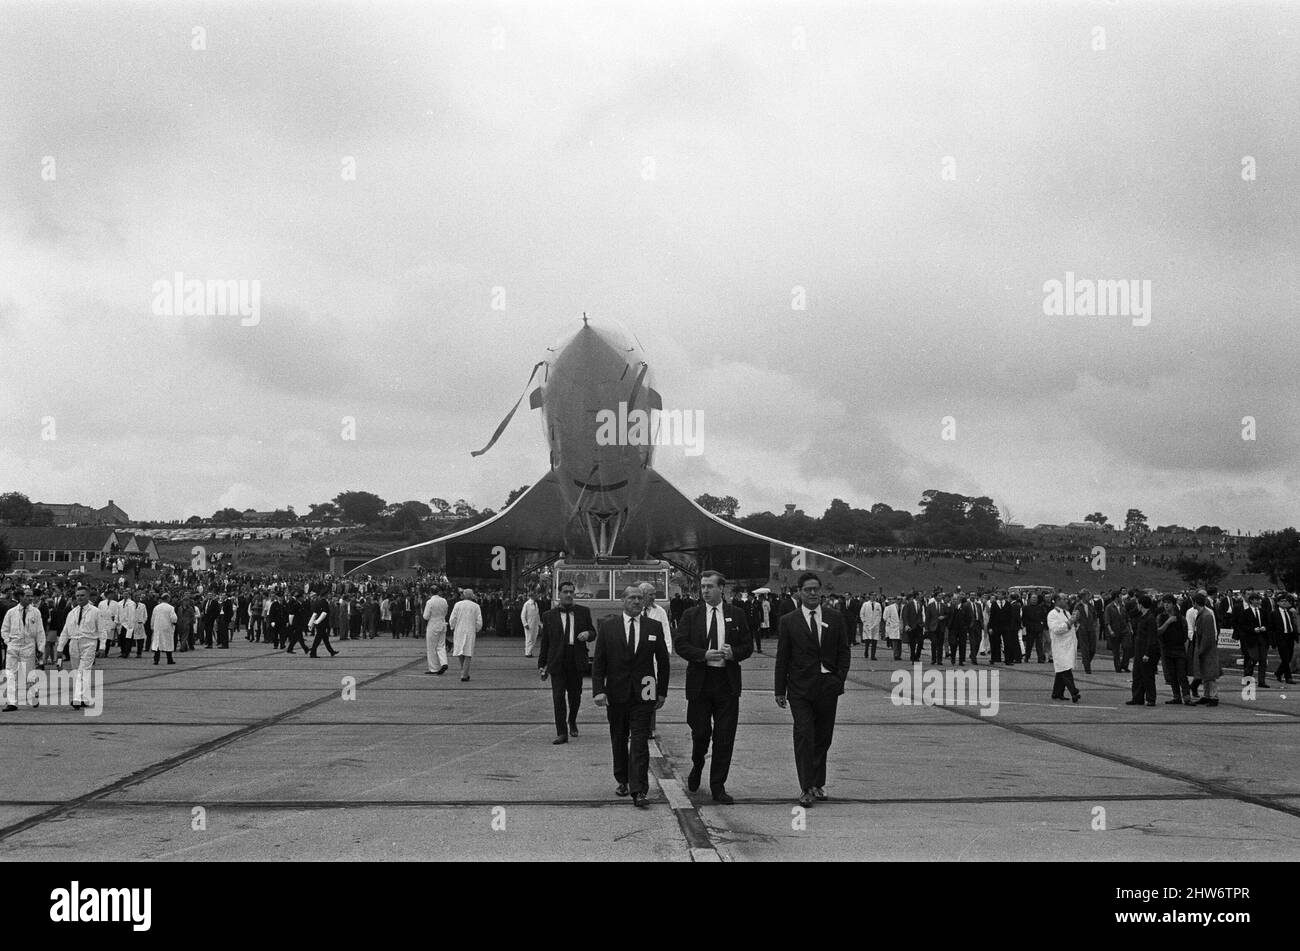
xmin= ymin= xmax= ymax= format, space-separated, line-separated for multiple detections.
xmin=1 ymin=636 xmax=1297 ymax=861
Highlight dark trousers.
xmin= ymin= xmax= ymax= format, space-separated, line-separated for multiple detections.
xmin=550 ymin=656 xmax=582 ymax=735
xmin=947 ymin=630 xmax=969 ymax=664
xmin=1242 ymin=636 xmax=1269 ymax=683
xmin=606 ymin=700 xmax=654 ymax=794
xmin=927 ymin=630 xmax=943 ymax=663
xmin=789 ymin=676 xmax=839 ymax=792
xmin=1163 ymin=655 xmax=1190 ymax=699
xmin=1130 ymin=655 xmax=1158 ymax=703
xmin=1107 ymin=635 xmax=1127 ymax=671
xmin=309 ymin=628 xmax=336 ymax=656
xmin=1276 ymin=638 xmax=1297 ymax=682
xmin=217 ymin=619 xmax=229 ymax=648
xmin=118 ymin=629 xmax=132 ymax=657
xmin=202 ymin=619 xmax=214 ymax=647
xmin=687 ymin=668 xmax=740 ymax=793
xmin=284 ymin=627 xmax=307 ymax=652
xmin=1051 ymin=670 xmax=1079 ymax=699
xmin=1024 ymin=629 xmax=1045 ymax=662
xmin=755 ymin=628 xmax=768 ymax=652
xmin=891 ymin=638 xmax=902 ymax=660
xmin=906 ymin=629 xmax=923 ymax=661
xmin=1001 ymin=629 xmax=1021 ymax=663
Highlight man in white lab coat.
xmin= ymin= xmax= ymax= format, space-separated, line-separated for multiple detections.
xmin=449 ymin=590 xmax=483 ymax=682
xmin=521 ymin=591 xmax=541 ymax=658
xmin=423 ymin=586 xmax=450 ymax=675
xmin=2 ymin=587 xmax=46 ymax=710
xmin=57 ymin=586 xmax=102 ymax=710
xmin=150 ymin=592 xmax=178 ymax=665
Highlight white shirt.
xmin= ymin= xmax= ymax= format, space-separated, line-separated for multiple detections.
xmin=623 ymin=612 xmax=640 ymax=653
xmin=703 ymin=602 xmax=726 ymax=667
xmin=806 ymin=607 xmax=830 ymax=674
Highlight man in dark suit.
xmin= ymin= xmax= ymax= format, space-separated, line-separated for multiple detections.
xmin=988 ymin=591 xmax=1023 ymax=665
xmin=924 ymin=589 xmax=944 ymax=665
xmin=202 ymin=594 xmax=220 ymax=649
xmin=592 ymin=586 xmax=670 ymax=808
xmin=538 ymin=580 xmax=595 ymax=744
xmin=947 ymin=593 xmax=973 ymax=665
xmin=1270 ymin=594 xmax=1298 ymax=685
xmin=674 ymin=570 xmax=752 ymax=804
xmin=774 ymin=572 xmax=851 ymax=807
xmin=901 ymin=592 xmax=924 ymax=662
xmin=1239 ymin=593 xmax=1271 ymax=687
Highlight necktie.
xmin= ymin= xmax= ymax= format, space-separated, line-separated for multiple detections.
xmin=809 ymin=610 xmax=819 ymax=645
xmin=627 ymin=617 xmax=636 ymax=652
xmin=21 ymin=605 xmax=27 ymax=625
xmin=564 ymin=610 xmax=572 ymax=644
xmin=78 ymin=605 xmax=84 ymax=626
xmin=708 ymin=607 xmax=718 ymax=649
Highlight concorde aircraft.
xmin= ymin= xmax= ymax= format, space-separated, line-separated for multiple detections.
xmin=348 ymin=317 xmax=869 ymax=579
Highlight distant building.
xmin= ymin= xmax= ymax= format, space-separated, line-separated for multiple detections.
xmin=118 ymin=533 xmax=160 ymax=562
xmin=34 ymin=499 xmax=130 ymax=526
xmin=0 ymin=527 xmax=122 ymax=569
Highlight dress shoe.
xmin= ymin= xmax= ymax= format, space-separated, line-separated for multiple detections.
xmin=1258 ymin=682 xmax=1271 ymax=689
xmin=631 ymin=792 xmax=648 ymax=808
xmin=438 ymin=665 xmax=448 ymax=674
xmin=813 ymin=787 xmax=828 ymax=801
xmin=1124 ymin=699 xmax=1142 ymax=705
xmin=2 ymin=705 xmax=16 ymax=713
xmin=615 ymin=783 xmax=630 ymax=797
xmin=687 ymin=765 xmax=703 ymax=792
xmin=167 ymin=658 xmax=175 ymax=665
xmin=1165 ymin=698 xmax=1183 ymax=704
xmin=460 ymin=675 xmax=470 ymax=682
xmin=552 ymin=735 xmax=568 ymax=745
xmin=426 ymin=670 xmax=436 ymax=675
xmin=568 ymin=723 xmax=579 ymax=737
xmin=712 ymin=790 xmax=734 ymax=805
xmin=797 ymin=790 xmax=815 ymax=807
xmin=1071 ymin=693 xmax=1081 ymax=703
xmin=1051 ymin=694 xmax=1066 ymax=701
xmin=1193 ymin=697 xmax=1211 ymax=705
xmin=1145 ymin=701 xmax=1155 ymax=706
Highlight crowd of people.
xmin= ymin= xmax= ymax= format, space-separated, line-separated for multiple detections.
xmin=724 ymin=584 xmax=1298 ymax=707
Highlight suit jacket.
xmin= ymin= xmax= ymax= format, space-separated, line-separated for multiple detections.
xmin=774 ymin=606 xmax=851 ymax=700
xmin=923 ymin=598 xmax=941 ymax=633
xmin=949 ymin=601 xmax=973 ymax=636
xmin=989 ymin=600 xmax=1022 ymax=635
xmin=1268 ymin=606 xmax=1299 ymax=646
xmin=1132 ymin=611 xmax=1160 ymax=659
xmin=901 ymin=599 xmax=923 ymax=633
xmin=537 ymin=603 xmax=595 ymax=673
xmin=592 ymin=613 xmax=669 ymax=704
xmin=1104 ymin=600 xmax=1131 ymax=637
xmin=674 ymin=601 xmax=753 ymax=700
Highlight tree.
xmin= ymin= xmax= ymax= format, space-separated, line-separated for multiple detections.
xmin=0 ymin=534 xmax=10 ymax=572
xmin=694 ymin=494 xmax=739 ymax=519
xmin=429 ymin=498 xmax=451 ymax=515
xmin=387 ymin=500 xmax=431 ymax=533
xmin=1173 ymin=555 xmax=1226 ymax=589
xmin=308 ymin=502 xmax=340 ymax=521
xmin=504 ymin=486 xmax=531 ymax=509
xmin=268 ymin=508 xmax=297 ymax=525
xmin=0 ymin=492 xmax=35 ymax=526
xmin=453 ymin=499 xmax=478 ymax=519
xmin=1195 ymin=525 xmax=1224 ymax=536
xmin=333 ymin=491 xmax=386 ymax=525
xmin=1247 ymin=529 xmax=1300 ymax=592
xmin=29 ymin=505 xmax=54 ymax=526
xmin=1084 ymin=512 xmax=1109 ymax=526
xmin=212 ymin=508 xmax=244 ymax=523
xmin=1124 ymin=508 xmax=1149 ymax=533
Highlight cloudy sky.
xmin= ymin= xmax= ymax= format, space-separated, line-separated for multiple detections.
xmin=2 ymin=0 xmax=1297 ymax=532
